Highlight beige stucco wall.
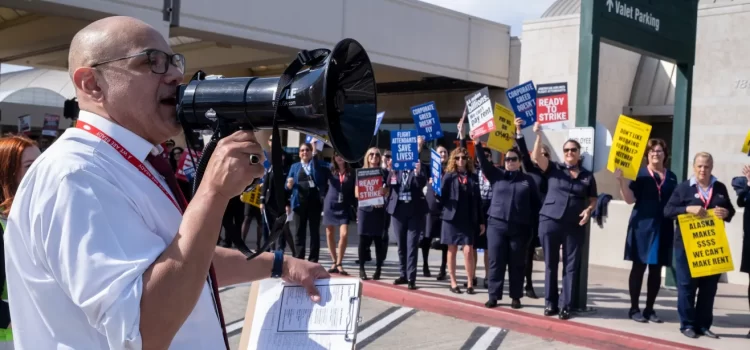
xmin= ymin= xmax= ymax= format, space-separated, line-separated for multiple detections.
xmin=517 ymin=2 xmax=750 ymax=285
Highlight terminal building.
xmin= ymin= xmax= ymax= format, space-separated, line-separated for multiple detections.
xmin=0 ymin=0 xmax=747 ymax=285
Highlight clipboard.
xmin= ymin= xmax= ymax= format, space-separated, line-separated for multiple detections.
xmin=239 ymin=278 xmax=363 ymax=350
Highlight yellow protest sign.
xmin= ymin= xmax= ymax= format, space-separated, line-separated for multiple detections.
xmin=240 ymin=185 xmax=262 ymax=208
xmin=741 ymin=130 xmax=750 ymax=154
xmin=486 ymin=103 xmax=515 ymax=152
xmin=606 ymin=115 xmax=652 ymax=180
xmin=678 ymin=209 xmax=734 ymax=278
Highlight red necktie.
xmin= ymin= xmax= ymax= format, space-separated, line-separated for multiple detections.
xmin=146 ymin=152 xmax=230 ymax=350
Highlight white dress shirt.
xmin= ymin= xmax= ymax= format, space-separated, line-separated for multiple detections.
xmin=4 ymin=111 xmax=224 ymax=349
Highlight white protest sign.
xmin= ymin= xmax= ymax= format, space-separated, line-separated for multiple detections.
xmin=464 ymin=87 xmax=495 ymax=138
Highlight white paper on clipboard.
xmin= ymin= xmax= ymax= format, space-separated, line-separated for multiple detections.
xmin=245 ymin=278 xmax=362 ymax=350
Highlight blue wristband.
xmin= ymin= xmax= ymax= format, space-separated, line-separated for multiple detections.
xmin=271 ymin=250 xmax=284 ymax=278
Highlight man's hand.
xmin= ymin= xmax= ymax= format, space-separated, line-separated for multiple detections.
xmin=514 ymin=118 xmax=524 ymax=133
xmin=579 ymin=208 xmax=592 ymax=226
xmin=714 ymin=207 xmax=729 ymax=219
xmin=201 ymin=131 xmax=265 ymax=200
xmin=686 ymin=205 xmax=707 ymax=217
xmin=282 ymin=257 xmax=330 ymax=302
xmin=417 ymin=135 xmax=425 ymax=150
xmin=286 ymin=178 xmax=294 ymax=190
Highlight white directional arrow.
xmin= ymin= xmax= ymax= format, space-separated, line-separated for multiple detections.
xmin=606 ymin=0 xmax=614 ymax=12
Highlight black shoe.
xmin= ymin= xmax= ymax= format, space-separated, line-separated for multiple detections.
xmin=373 ymin=267 xmax=381 ymax=280
xmin=466 ymin=287 xmax=476 ymax=295
xmin=698 ymin=329 xmax=719 ymax=339
xmin=408 ymin=281 xmax=417 ymax=290
xmin=359 ymin=268 xmax=368 ymax=280
xmin=436 ymin=271 xmax=447 ymax=281
xmin=463 ymin=278 xmax=478 ymax=288
xmin=450 ymin=286 xmax=463 ymax=294
xmin=485 ymin=299 xmax=498 ymax=308
xmin=629 ymin=309 xmax=647 ymax=323
xmin=681 ymin=328 xmax=698 ymax=339
xmin=423 ymin=266 xmax=431 ymax=278
xmin=394 ymin=277 xmax=408 ymax=285
xmin=525 ymin=287 xmax=538 ymax=299
xmin=559 ymin=307 xmax=571 ymax=320
xmin=643 ymin=310 xmax=663 ymax=323
xmin=511 ymin=299 xmax=522 ymax=309
xmin=544 ymin=307 xmax=559 ymax=316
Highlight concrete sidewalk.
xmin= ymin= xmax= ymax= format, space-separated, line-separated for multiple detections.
xmin=236 ymin=222 xmax=749 ymax=349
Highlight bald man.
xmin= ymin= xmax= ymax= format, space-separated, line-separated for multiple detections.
xmin=4 ymin=16 xmax=327 ymax=349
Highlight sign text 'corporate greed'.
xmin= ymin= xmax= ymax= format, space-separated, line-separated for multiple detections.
xmin=606 ymin=0 xmax=661 ymax=32
xmin=410 ymin=102 xmax=443 ymax=141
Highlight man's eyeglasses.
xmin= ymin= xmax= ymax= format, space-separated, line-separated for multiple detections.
xmin=91 ymin=49 xmax=185 ymax=74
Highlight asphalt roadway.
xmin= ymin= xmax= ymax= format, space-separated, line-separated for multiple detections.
xmin=218 ymin=282 xmax=589 ymax=350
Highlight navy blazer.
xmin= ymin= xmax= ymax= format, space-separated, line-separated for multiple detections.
xmin=516 ymin=134 xmax=547 ymax=202
xmin=386 ymin=167 xmax=428 ymax=217
xmin=664 ymin=177 xmax=736 ymax=250
xmin=287 ymin=159 xmax=330 ymax=210
xmin=540 ymin=162 xmax=598 ymax=224
xmin=439 ymin=171 xmax=483 ymax=224
xmin=476 ymin=143 xmax=540 ymax=226
xmin=324 ymin=169 xmax=356 ymax=216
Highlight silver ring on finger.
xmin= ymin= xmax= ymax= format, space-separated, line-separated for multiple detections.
xmin=249 ymin=154 xmax=261 ymax=165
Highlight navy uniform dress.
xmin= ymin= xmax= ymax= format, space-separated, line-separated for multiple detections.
xmin=323 ymin=169 xmax=356 ymax=226
xmin=516 ymin=134 xmax=547 ymax=294
xmin=664 ymin=176 xmax=735 ymax=335
xmin=439 ymin=171 xmax=482 ymax=246
xmin=386 ymin=167 xmax=428 ymax=287
xmin=357 ymin=168 xmax=389 ymax=278
xmin=730 ymin=176 xmax=750 ymax=274
xmin=539 ymin=162 xmax=598 ymax=314
xmin=625 ymin=167 xmax=678 ymax=265
xmin=476 ymin=143 xmax=539 ymax=304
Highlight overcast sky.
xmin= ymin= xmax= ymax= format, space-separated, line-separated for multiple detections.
xmin=0 ymin=0 xmax=555 ymax=74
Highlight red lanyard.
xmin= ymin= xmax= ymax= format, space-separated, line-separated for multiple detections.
xmin=647 ymin=167 xmax=666 ymax=199
xmin=76 ymin=121 xmax=182 ymax=213
xmin=697 ymin=186 xmax=713 ymax=209
xmin=339 ymin=172 xmax=346 ymax=184
xmin=458 ymin=174 xmax=468 ymax=185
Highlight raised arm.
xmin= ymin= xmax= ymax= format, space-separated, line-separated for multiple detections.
xmin=530 ymin=122 xmax=549 ymax=172
xmin=614 ymin=168 xmax=636 ymax=204
xmin=514 ymin=119 xmax=535 ymax=172
xmin=474 ymin=142 xmax=502 ymax=180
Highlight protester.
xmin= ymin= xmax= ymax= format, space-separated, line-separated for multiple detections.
xmin=614 ymin=138 xmax=677 ymax=323
xmin=439 ymin=146 xmax=484 ymax=294
xmin=664 ymin=152 xmax=735 ymax=339
xmin=3 ymin=16 xmax=328 ymax=349
xmin=286 ymin=142 xmax=329 ymax=263
xmin=323 ymin=152 xmax=356 ymax=275
xmin=356 ymin=147 xmax=389 ymax=280
xmin=0 ymin=135 xmax=42 ymax=349
xmin=386 ymin=137 xmax=427 ymax=290
xmin=731 ymin=164 xmax=750 ymax=339
xmin=513 ymin=118 xmax=547 ymax=299
xmin=531 ymin=122 xmax=598 ymax=320
xmin=475 ymin=140 xmax=538 ymax=309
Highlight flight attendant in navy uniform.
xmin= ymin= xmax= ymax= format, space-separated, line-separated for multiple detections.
xmin=357 ymin=147 xmax=389 ymax=280
xmin=613 ymin=138 xmax=677 ymax=323
xmin=530 ymin=122 xmax=598 ymax=320
xmin=474 ymin=139 xmax=539 ymax=309
xmin=514 ymin=118 xmax=548 ymax=299
xmin=386 ymin=137 xmax=427 ymax=290
xmin=322 ymin=153 xmax=356 ymax=276
xmin=664 ymin=152 xmax=735 ymax=339
xmin=425 ymin=145 xmax=450 ymax=280
xmin=731 ymin=164 xmax=750 ymax=339
xmin=439 ymin=147 xmax=484 ymax=294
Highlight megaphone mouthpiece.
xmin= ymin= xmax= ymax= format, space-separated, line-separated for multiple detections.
xmin=177 ymin=38 xmax=377 ymax=163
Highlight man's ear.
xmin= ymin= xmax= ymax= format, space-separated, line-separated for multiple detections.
xmin=72 ymin=67 xmax=103 ymax=100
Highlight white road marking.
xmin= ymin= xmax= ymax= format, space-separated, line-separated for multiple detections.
xmin=470 ymin=327 xmax=503 ymax=350
xmin=356 ymin=307 xmax=414 ymax=343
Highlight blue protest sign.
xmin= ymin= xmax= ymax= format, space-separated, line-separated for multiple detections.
xmin=430 ymin=149 xmax=442 ymax=196
xmin=304 ymin=135 xmax=324 ymax=151
xmin=263 ymin=150 xmax=270 ymax=169
xmin=505 ymin=81 xmax=537 ymax=129
xmin=410 ymin=102 xmax=443 ymax=141
xmin=390 ymin=130 xmax=418 ymax=170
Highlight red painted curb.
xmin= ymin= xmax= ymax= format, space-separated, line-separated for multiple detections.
xmin=361 ymin=280 xmax=709 ymax=350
